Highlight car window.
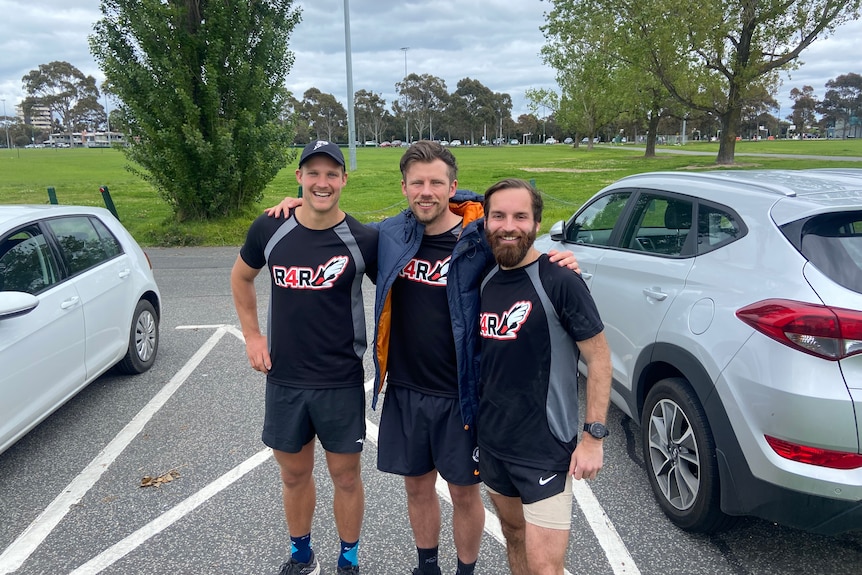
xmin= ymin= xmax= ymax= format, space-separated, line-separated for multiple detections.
xmin=0 ymin=226 xmax=61 ymax=294
xmin=46 ymin=216 xmax=116 ymax=275
xmin=697 ymin=204 xmax=743 ymax=254
xmin=622 ymin=193 xmax=693 ymax=256
xmin=90 ymin=217 xmax=123 ymax=259
xmin=565 ymin=192 xmax=631 ymax=246
xmin=799 ymin=212 xmax=862 ymax=294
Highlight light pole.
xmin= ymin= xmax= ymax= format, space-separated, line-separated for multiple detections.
xmin=1 ymin=98 xmax=10 ymax=149
xmin=104 ymin=92 xmax=111 ymax=146
xmin=401 ymin=46 xmax=409 ymax=142
xmin=343 ymin=0 xmax=357 ymax=170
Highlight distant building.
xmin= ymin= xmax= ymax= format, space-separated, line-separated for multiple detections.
xmin=16 ymin=103 xmax=53 ymax=134
xmin=48 ymin=131 xmax=126 ymax=148
xmin=833 ymin=116 xmax=861 ymax=139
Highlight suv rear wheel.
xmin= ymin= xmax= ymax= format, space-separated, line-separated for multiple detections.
xmin=642 ymin=378 xmax=734 ymax=533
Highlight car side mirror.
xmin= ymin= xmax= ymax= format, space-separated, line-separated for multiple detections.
xmin=0 ymin=292 xmax=39 ymax=320
xmin=548 ymin=220 xmax=565 ymax=241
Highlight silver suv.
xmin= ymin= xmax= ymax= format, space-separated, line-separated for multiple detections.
xmin=535 ymin=169 xmax=862 ymax=534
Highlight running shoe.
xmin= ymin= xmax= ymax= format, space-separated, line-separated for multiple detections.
xmin=277 ymin=550 xmax=320 ymax=575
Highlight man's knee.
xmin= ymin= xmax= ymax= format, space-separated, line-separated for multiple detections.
xmin=448 ymin=483 xmax=482 ymax=508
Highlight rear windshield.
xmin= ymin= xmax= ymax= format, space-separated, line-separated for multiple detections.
xmin=799 ymin=213 xmax=862 ymax=293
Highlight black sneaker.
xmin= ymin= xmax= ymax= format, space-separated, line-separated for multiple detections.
xmin=336 ymin=566 xmax=360 ymax=574
xmin=277 ymin=550 xmax=320 ymax=575
xmin=412 ymin=567 xmax=441 ymax=575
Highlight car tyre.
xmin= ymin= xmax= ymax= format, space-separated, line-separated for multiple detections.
xmin=641 ymin=377 xmax=734 ymax=533
xmin=117 ymin=299 xmax=159 ymax=374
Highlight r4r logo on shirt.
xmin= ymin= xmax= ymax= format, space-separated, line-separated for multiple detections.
xmin=272 ymin=255 xmax=349 ymax=289
xmin=480 ymin=301 xmax=532 ymax=340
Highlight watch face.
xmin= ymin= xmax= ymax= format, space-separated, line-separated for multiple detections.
xmin=586 ymin=422 xmax=609 ymax=438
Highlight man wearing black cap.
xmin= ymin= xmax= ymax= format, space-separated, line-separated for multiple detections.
xmin=231 ymin=140 xmax=378 ymax=575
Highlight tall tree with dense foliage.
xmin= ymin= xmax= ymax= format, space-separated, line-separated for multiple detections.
xmin=21 ymin=61 xmax=103 ymax=133
xmin=819 ymin=73 xmax=862 ymax=138
xmin=300 ymin=88 xmax=347 ymax=143
xmin=90 ymin=0 xmax=301 ymax=220
xmin=396 ymin=73 xmax=449 ymax=141
xmin=544 ymin=0 xmax=861 ymax=164
xmin=354 ymin=90 xmax=391 ymax=144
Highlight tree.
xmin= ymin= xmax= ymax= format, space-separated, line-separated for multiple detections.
xmin=525 ymin=87 xmax=559 ymax=143
xmin=397 ymin=73 xmax=449 ymax=141
xmin=546 ymin=0 xmax=862 ymax=164
xmin=90 ymin=0 xmax=301 ymax=220
xmin=819 ymin=73 xmax=862 ymax=138
xmin=540 ymin=0 xmax=650 ymax=150
xmin=21 ymin=61 xmax=103 ymax=133
xmin=300 ymin=88 xmax=347 ymax=143
xmin=354 ymin=90 xmax=391 ymax=144
xmin=448 ymin=78 xmax=498 ymax=144
xmin=789 ymin=86 xmax=819 ymax=136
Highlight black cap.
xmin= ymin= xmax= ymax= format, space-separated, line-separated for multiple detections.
xmin=299 ymin=140 xmax=345 ymax=168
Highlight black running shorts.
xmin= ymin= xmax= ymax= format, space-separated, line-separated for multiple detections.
xmin=377 ymin=385 xmax=480 ymax=485
xmin=262 ymin=384 xmax=365 ymax=454
xmin=479 ymin=447 xmax=569 ymax=504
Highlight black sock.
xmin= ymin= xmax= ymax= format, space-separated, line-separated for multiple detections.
xmin=417 ymin=546 xmax=439 ymax=574
xmin=456 ymin=558 xmax=476 ymax=575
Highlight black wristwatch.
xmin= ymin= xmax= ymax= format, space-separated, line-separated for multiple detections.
xmin=583 ymin=422 xmax=609 ymax=439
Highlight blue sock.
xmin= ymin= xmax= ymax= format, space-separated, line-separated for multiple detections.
xmin=290 ymin=533 xmax=312 ymax=564
xmin=338 ymin=538 xmax=359 ymax=568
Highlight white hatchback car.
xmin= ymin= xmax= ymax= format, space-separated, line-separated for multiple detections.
xmin=0 ymin=205 xmax=161 ymax=454
xmin=536 ymin=169 xmax=862 ymax=535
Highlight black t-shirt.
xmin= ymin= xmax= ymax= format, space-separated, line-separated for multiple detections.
xmin=387 ymin=226 xmax=459 ymax=397
xmin=478 ymin=255 xmax=603 ymax=469
xmin=239 ymin=210 xmax=377 ymax=388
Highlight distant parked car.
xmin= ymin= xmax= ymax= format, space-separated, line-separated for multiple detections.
xmin=509 ymin=139 xmax=519 ymax=145
xmin=440 ymin=140 xmax=450 ymax=146
xmin=379 ymin=141 xmax=392 ymax=148
xmin=364 ymin=140 xmax=377 ymax=147
xmin=0 ymin=205 xmax=161 ymax=454
xmin=450 ymin=139 xmax=462 ymax=146
xmin=535 ymin=169 xmax=862 ymax=535
xmin=391 ymin=139 xmax=402 ymax=147
xmin=563 ymin=137 xmax=574 ymax=145
xmin=544 ymin=137 xmax=557 ymax=145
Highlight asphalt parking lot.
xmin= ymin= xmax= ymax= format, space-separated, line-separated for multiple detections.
xmin=1 ymin=246 xmax=860 ymax=574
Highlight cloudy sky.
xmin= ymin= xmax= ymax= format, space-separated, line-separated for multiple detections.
xmin=0 ymin=0 xmax=859 ymax=120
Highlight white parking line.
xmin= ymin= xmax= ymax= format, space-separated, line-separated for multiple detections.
xmin=365 ymin=380 xmax=640 ymax=575
xmin=2 ymin=329 xmax=639 ymax=575
xmin=0 ymin=326 xmax=230 ymax=575
xmin=68 ymin=448 xmax=273 ymax=574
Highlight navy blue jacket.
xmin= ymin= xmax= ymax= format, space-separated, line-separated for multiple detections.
xmin=371 ymin=190 xmax=492 ymax=434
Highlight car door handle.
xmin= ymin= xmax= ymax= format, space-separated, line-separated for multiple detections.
xmin=581 ymin=272 xmax=593 ymax=280
xmin=118 ymin=268 xmax=131 ymax=279
xmin=643 ymin=287 xmax=668 ymax=301
xmin=61 ymin=296 xmax=80 ymax=309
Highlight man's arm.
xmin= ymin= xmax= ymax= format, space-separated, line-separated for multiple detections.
xmin=230 ymin=255 xmax=271 ymax=373
xmin=569 ymin=331 xmax=612 ymax=480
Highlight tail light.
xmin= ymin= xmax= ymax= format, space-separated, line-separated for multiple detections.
xmin=765 ymin=435 xmax=862 ymax=469
xmin=736 ymin=299 xmax=862 ymax=360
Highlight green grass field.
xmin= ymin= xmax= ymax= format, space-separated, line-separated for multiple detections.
xmin=1 ymin=141 xmax=861 ymax=246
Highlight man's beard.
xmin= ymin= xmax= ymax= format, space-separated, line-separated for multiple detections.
xmin=487 ymin=228 xmax=536 ymax=268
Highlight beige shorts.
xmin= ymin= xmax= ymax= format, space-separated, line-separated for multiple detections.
xmin=487 ymin=474 xmax=574 ymax=530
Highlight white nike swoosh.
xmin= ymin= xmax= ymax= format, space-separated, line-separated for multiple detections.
xmin=355 ymin=438 xmax=364 ymax=444
xmin=538 ymin=474 xmax=557 ymax=486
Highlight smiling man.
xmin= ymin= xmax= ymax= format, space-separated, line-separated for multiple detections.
xmin=231 ymin=140 xmax=377 ymax=575
xmin=477 ymin=178 xmax=612 ymax=575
